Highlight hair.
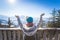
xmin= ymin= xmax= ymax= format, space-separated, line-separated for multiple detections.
xmin=26 ymin=17 xmax=33 ymax=23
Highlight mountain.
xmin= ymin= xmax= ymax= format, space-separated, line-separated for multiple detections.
xmin=0 ymin=15 xmax=8 ymax=24
xmin=0 ymin=15 xmax=8 ymax=20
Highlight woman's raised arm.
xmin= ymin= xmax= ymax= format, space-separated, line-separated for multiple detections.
xmin=15 ymin=15 xmax=23 ymax=28
xmin=37 ymin=13 xmax=45 ymax=27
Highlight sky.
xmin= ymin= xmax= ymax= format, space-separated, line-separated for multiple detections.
xmin=0 ymin=0 xmax=60 ymax=18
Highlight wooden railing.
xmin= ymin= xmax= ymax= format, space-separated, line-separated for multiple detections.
xmin=0 ymin=28 xmax=60 ymax=40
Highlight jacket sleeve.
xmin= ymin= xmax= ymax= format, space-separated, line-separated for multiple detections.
xmin=37 ymin=16 xmax=43 ymax=28
xmin=16 ymin=17 xmax=23 ymax=29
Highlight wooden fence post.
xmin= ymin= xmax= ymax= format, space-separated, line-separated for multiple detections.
xmin=7 ymin=31 xmax=12 ymax=40
xmin=49 ymin=30 xmax=53 ymax=40
xmin=55 ymin=30 xmax=58 ymax=40
xmin=43 ymin=30 xmax=47 ymax=40
xmin=3 ymin=30 xmax=7 ymax=40
xmin=16 ymin=30 xmax=20 ymax=40
xmin=12 ymin=31 xmax=16 ymax=40
xmin=58 ymin=31 xmax=60 ymax=40
xmin=0 ymin=31 xmax=3 ymax=40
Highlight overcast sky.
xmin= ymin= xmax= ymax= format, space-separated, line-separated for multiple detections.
xmin=0 ymin=0 xmax=60 ymax=18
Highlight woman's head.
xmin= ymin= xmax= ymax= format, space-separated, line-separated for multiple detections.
xmin=26 ymin=17 xmax=33 ymax=23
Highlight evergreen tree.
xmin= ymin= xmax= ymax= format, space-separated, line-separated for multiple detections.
xmin=8 ymin=18 xmax=11 ymax=27
xmin=47 ymin=9 xmax=60 ymax=28
xmin=56 ymin=9 xmax=60 ymax=27
xmin=52 ymin=8 xmax=56 ymax=27
xmin=47 ymin=8 xmax=57 ymax=27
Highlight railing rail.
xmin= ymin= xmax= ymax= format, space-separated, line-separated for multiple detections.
xmin=0 ymin=28 xmax=60 ymax=30
xmin=0 ymin=28 xmax=60 ymax=40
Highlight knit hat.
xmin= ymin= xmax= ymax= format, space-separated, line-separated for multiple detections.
xmin=26 ymin=17 xmax=33 ymax=23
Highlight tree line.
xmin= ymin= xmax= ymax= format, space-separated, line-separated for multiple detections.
xmin=47 ymin=8 xmax=60 ymax=28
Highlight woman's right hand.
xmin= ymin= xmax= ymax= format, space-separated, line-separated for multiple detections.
xmin=40 ymin=13 xmax=45 ymax=17
xmin=15 ymin=15 xmax=19 ymax=18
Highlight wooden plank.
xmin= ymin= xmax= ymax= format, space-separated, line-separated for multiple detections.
xmin=0 ymin=31 xmax=3 ymax=40
xmin=3 ymin=30 xmax=7 ymax=40
xmin=49 ymin=30 xmax=53 ymax=40
xmin=16 ymin=30 xmax=20 ymax=40
xmin=43 ymin=30 xmax=47 ymax=40
xmin=55 ymin=30 xmax=58 ymax=40
xmin=58 ymin=34 xmax=60 ymax=40
xmin=20 ymin=31 xmax=23 ymax=40
xmin=12 ymin=31 xmax=16 ymax=40
xmin=34 ymin=33 xmax=37 ymax=40
xmin=49 ymin=33 xmax=52 ymax=40
xmin=36 ymin=31 xmax=41 ymax=40
xmin=7 ymin=31 xmax=12 ymax=40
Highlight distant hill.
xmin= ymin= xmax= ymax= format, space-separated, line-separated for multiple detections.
xmin=0 ymin=15 xmax=8 ymax=20
xmin=0 ymin=15 xmax=8 ymax=24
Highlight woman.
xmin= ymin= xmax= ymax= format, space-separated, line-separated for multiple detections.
xmin=15 ymin=14 xmax=44 ymax=36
